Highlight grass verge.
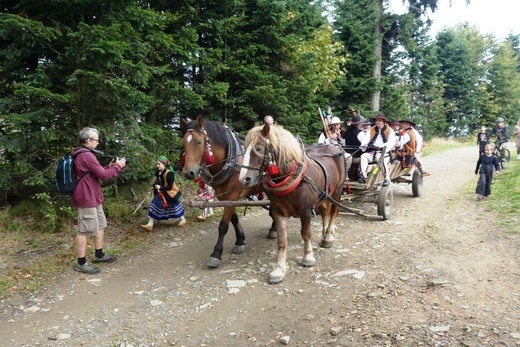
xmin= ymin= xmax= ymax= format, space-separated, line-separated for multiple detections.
xmin=461 ymin=151 xmax=520 ymax=234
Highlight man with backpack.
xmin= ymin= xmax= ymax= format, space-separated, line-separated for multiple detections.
xmin=71 ymin=127 xmax=127 ymax=274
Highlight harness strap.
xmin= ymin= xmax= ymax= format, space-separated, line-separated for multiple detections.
xmin=269 ymin=158 xmax=308 ymax=196
xmin=303 ymin=155 xmax=330 ymax=201
xmin=263 ymin=138 xmax=307 ymax=196
xmin=200 ymin=126 xmax=242 ymax=186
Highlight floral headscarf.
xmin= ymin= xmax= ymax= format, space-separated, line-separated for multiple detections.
xmin=157 ymin=155 xmax=174 ymax=172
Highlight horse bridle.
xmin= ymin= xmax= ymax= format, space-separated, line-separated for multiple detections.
xmin=187 ymin=125 xmax=243 ymax=187
xmin=249 ymin=136 xmax=309 ymax=196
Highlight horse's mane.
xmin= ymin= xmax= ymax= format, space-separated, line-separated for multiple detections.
xmin=184 ymin=119 xmax=230 ymax=149
xmin=245 ymin=125 xmax=304 ymax=166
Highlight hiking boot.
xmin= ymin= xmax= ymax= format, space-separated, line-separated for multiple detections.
xmin=74 ymin=262 xmax=100 ymax=274
xmin=382 ymin=178 xmax=391 ymax=186
xmin=92 ymin=254 xmax=117 ymax=263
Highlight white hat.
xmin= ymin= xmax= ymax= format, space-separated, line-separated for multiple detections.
xmin=329 ymin=116 xmax=341 ymax=125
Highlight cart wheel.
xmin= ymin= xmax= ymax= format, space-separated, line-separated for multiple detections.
xmin=377 ymin=185 xmax=393 ymax=220
xmin=412 ymin=169 xmax=423 ymax=197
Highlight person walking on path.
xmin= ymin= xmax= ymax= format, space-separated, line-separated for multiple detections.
xmin=477 ymin=125 xmax=490 ymax=156
xmin=194 ymin=176 xmax=214 ymax=221
xmin=514 ymin=119 xmax=520 ymax=160
xmin=71 ymin=127 xmax=127 ymax=274
xmin=141 ymin=156 xmax=186 ymax=231
xmin=475 ymin=144 xmax=500 ymax=200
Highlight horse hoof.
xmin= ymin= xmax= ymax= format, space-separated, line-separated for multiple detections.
xmin=207 ymin=257 xmax=222 ymax=268
xmin=301 ymin=257 xmax=316 ymax=267
xmin=319 ymin=240 xmax=334 ymax=249
xmin=232 ymin=245 xmax=245 ymax=254
xmin=268 ymin=275 xmax=284 ymax=284
xmin=268 ymin=267 xmax=285 ymax=284
xmin=267 ymin=229 xmax=277 ymax=239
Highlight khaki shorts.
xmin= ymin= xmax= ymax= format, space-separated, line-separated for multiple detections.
xmin=77 ymin=205 xmax=107 ymax=236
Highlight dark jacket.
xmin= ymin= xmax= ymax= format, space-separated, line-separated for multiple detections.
xmin=342 ymin=127 xmax=363 ymax=157
xmin=475 ymin=154 xmax=500 ymax=174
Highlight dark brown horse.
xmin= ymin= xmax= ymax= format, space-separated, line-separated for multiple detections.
xmin=239 ymin=124 xmax=346 ymax=283
xmin=181 ymin=116 xmax=275 ymax=268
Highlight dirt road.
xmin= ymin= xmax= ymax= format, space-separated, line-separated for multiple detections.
xmin=1 ymin=145 xmax=519 ymax=347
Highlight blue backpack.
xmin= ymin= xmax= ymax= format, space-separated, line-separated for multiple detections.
xmin=55 ymin=149 xmax=90 ymax=194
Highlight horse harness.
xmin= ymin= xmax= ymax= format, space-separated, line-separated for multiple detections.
xmin=259 ymin=139 xmax=345 ymax=201
xmin=197 ymin=125 xmax=244 ymax=187
xmin=304 ymin=144 xmax=346 ymax=203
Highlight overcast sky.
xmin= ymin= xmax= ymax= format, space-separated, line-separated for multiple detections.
xmin=389 ymin=0 xmax=520 ymax=39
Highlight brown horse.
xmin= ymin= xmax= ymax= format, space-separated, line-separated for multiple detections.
xmin=239 ymin=124 xmax=346 ymax=283
xmin=181 ymin=116 xmax=275 ymax=268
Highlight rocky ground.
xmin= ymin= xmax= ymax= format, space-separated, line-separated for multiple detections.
xmin=0 ymin=145 xmax=519 ymax=347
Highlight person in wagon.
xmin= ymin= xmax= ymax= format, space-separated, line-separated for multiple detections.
xmin=342 ymin=114 xmax=365 ymax=153
xmin=141 ymin=155 xmax=186 ymax=231
xmin=395 ymin=120 xmax=415 ymax=167
xmin=359 ymin=114 xmax=395 ymax=186
xmin=318 ymin=116 xmax=345 ymax=146
xmin=361 ymin=118 xmax=373 ymax=137
xmin=399 ymin=119 xmax=430 ymax=176
xmin=321 ymin=106 xmax=333 ymax=124
xmin=263 ymin=115 xmax=275 ymax=126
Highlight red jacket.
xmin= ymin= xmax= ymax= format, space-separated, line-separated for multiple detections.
xmin=71 ymin=147 xmax=122 ymax=208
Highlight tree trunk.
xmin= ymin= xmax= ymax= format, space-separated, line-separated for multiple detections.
xmin=371 ymin=0 xmax=383 ymax=112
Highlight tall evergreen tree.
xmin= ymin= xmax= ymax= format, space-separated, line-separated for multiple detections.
xmin=0 ymin=0 xmax=197 ymax=195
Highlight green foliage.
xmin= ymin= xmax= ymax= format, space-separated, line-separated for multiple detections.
xmin=1 ymin=0 xmax=519 ymax=203
xmin=487 ymin=160 xmax=520 ymax=233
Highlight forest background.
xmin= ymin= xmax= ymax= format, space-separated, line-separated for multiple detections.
xmin=1 ymin=0 xmax=519 ymax=208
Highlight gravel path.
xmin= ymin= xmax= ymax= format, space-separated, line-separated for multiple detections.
xmin=0 ymin=144 xmax=519 ymax=347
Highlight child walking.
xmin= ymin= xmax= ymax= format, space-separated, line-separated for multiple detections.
xmin=476 ymin=125 xmax=490 ymax=155
xmin=141 ymin=156 xmax=186 ymax=231
xmin=475 ymin=144 xmax=500 ymax=200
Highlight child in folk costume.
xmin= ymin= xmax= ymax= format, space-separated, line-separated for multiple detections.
xmin=141 ymin=155 xmax=186 ymax=231
xmin=194 ymin=176 xmax=214 ymax=221
xmin=475 ymin=144 xmax=500 ymax=200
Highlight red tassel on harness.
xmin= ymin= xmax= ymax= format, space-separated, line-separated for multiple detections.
xmin=181 ymin=153 xmax=186 ymax=167
xmin=328 ymin=185 xmax=333 ymax=194
xmin=267 ymin=161 xmax=280 ymax=175
xmin=204 ymin=150 xmax=215 ymax=165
